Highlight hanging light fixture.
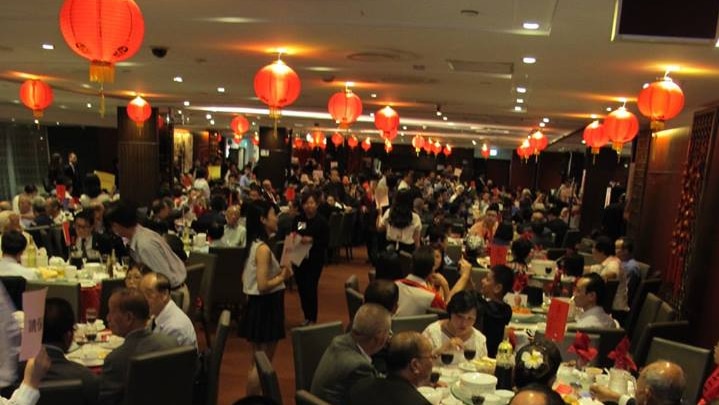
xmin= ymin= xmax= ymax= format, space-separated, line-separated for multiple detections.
xmin=328 ymin=83 xmax=363 ymax=128
xmin=637 ymin=72 xmax=685 ymax=132
xmin=19 ymin=79 xmax=53 ymax=118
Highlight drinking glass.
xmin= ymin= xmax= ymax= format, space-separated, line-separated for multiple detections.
xmin=441 ymin=352 xmax=454 ymax=366
xmin=86 ymin=308 xmax=98 ymax=324
xmin=464 ymin=348 xmax=477 ymax=361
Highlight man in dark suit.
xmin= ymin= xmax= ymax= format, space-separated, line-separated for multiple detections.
xmin=348 ymin=331 xmax=434 ymax=405
xmin=545 ymin=207 xmax=569 ymax=248
xmin=42 ymin=297 xmax=100 ymax=405
xmin=310 ymin=304 xmax=391 ymax=405
xmin=63 ymin=151 xmax=82 ymax=197
xmin=100 ymin=288 xmax=178 ymax=405
xmin=73 ymin=210 xmax=126 ymax=258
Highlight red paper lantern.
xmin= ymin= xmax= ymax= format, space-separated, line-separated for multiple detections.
xmin=423 ymin=139 xmax=434 ymax=154
xmin=331 ymin=132 xmax=344 ymax=147
xmin=517 ymin=139 xmax=532 ymax=160
xmin=251 ymin=133 xmax=260 ymax=146
xmin=361 ymin=137 xmax=371 ymax=152
xmin=411 ymin=135 xmax=425 ymax=150
xmin=347 ymin=135 xmax=359 ymax=149
xmin=637 ymin=77 xmax=685 ymax=132
xmin=231 ymin=115 xmax=250 ymax=135
xmin=317 ymin=136 xmax=327 ymax=150
xmin=311 ymin=129 xmax=325 ymax=148
xmin=19 ymin=79 xmax=53 ymax=118
xmin=328 ymin=89 xmax=363 ymax=128
xmin=384 ymin=139 xmax=393 ymax=154
xmin=233 ymin=135 xmax=241 ymax=144
xmin=293 ymin=137 xmax=304 ymax=150
xmin=374 ymin=106 xmax=399 ymax=139
xmin=604 ymin=106 xmax=639 ymax=152
xmin=443 ymin=144 xmax=452 ymax=157
xmin=582 ymin=120 xmax=609 ymax=155
xmin=480 ymin=144 xmax=490 ymax=159
xmin=127 ymin=96 xmax=151 ymax=126
xmin=59 ymin=0 xmax=145 ymax=84
xmin=432 ymin=141 xmax=442 ymax=155
xmin=529 ymin=130 xmax=548 ymax=155
xmin=254 ymin=59 xmax=301 ymax=118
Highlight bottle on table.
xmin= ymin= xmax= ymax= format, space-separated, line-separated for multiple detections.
xmin=494 ymin=328 xmax=514 ymax=390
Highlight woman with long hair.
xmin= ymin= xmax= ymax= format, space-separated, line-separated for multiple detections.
xmin=377 ymin=189 xmax=421 ymax=253
xmin=240 ymin=200 xmax=293 ymax=395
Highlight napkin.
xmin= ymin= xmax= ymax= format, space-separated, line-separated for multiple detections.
xmin=608 ymin=336 xmax=637 ymax=371
xmin=568 ymin=331 xmax=597 ymax=365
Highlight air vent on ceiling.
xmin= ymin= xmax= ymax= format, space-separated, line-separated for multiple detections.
xmin=446 ymin=60 xmax=513 ymax=78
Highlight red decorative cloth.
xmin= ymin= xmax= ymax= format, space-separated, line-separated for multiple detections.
xmin=513 ymin=271 xmax=528 ymax=293
xmin=608 ymin=336 xmax=637 ymax=371
xmin=568 ymin=331 xmax=598 ymax=365
xmin=700 ymin=366 xmax=719 ymax=405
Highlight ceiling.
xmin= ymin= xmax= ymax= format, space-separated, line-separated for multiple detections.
xmin=1 ymin=0 xmax=718 ymax=149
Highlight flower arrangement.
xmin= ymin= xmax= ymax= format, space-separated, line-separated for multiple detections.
xmin=608 ymin=336 xmax=637 ymax=371
xmin=568 ymin=332 xmax=597 ymax=367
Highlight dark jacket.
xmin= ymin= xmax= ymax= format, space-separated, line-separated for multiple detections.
xmin=44 ymin=345 xmax=100 ymax=405
xmin=310 ymin=334 xmax=377 ymax=405
xmin=348 ymin=375 xmax=431 ymax=405
xmin=474 ymin=294 xmax=512 ymax=358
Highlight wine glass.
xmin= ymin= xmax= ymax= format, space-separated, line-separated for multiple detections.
xmin=85 ymin=308 xmax=98 ymax=325
xmin=440 ymin=352 xmax=454 ymax=367
xmin=545 ymin=266 xmax=553 ymax=276
xmin=464 ymin=348 xmax=477 ymax=361
xmin=430 ymin=369 xmax=441 ymax=385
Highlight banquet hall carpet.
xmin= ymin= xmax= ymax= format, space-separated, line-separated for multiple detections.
xmin=216 ymin=248 xmax=371 ymax=405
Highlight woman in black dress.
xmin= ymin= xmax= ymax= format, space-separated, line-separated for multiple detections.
xmin=293 ymin=191 xmax=329 ymax=325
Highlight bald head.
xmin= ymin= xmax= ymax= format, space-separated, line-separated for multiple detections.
xmin=225 ymin=205 xmax=241 ymax=226
xmin=351 ymin=304 xmax=391 ymax=355
xmin=510 ymin=385 xmax=564 ymax=405
xmin=139 ymin=272 xmax=171 ymax=316
xmin=637 ymin=361 xmax=686 ymax=405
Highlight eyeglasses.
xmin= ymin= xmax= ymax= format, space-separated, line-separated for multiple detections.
xmin=416 ymin=353 xmax=439 ymax=361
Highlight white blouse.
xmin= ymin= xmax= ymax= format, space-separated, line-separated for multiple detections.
xmin=379 ymin=210 xmax=421 ymax=245
xmin=422 ymin=320 xmax=488 ymax=366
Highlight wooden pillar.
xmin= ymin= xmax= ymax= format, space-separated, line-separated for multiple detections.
xmin=256 ymin=126 xmax=291 ymax=190
xmin=117 ymin=106 xmax=159 ymax=207
xmin=578 ymin=147 xmax=624 ymax=236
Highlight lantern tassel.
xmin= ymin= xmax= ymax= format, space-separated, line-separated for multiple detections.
xmin=89 ymin=61 xmax=115 ymax=84
xmin=32 ymin=110 xmax=43 ymax=119
xmin=650 ymin=120 xmax=665 ymax=133
xmin=99 ymin=85 xmax=106 ymax=118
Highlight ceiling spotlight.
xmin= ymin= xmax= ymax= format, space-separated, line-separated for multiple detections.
xmin=472 ymin=140 xmax=477 ymax=146
xmin=590 ymin=114 xmax=598 ymax=119
xmin=41 ymin=43 xmax=54 ymax=50
xmin=539 ymin=122 xmax=546 ymax=127
xmin=369 ymin=113 xmax=374 ymax=117
xmin=56 ymin=122 xmax=60 ymax=125
xmin=514 ymin=106 xmax=523 ymax=112
xmin=34 ymin=119 xmax=39 ymax=124
xmin=217 ymin=87 xmax=226 ymax=93
xmin=516 ymin=98 xmax=524 ymax=104
xmin=442 ymin=116 xmax=448 ymax=121
xmin=606 ymin=107 xmax=613 ymax=111
xmin=86 ymin=103 xmax=92 ymax=109
xmin=209 ymin=119 xmax=215 ymax=125
xmin=422 ymin=125 xmax=427 ymax=130
xmin=205 ymin=114 xmax=212 ymax=120
xmin=12 ymin=99 xmax=19 ymax=104
xmin=251 ymin=122 xmax=256 ymax=126
xmin=581 ymin=140 xmax=586 ymax=144
xmin=402 ymin=126 xmax=407 ymax=130
xmin=436 ymin=104 xmax=442 ymax=116
xmin=516 ymin=87 xmax=527 ymax=94
xmin=183 ymin=101 xmax=190 ymax=106
xmin=522 ymin=57 xmax=536 ymax=64
xmin=173 ymin=76 xmax=183 ymax=83
xmin=371 ymin=93 xmax=377 ymax=98
xmin=542 ymin=117 xmax=550 ymax=123
xmin=523 ymin=22 xmax=540 ymax=30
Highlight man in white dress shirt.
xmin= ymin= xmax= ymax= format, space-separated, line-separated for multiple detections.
xmin=220 ymin=205 xmax=246 ymax=248
xmin=573 ymin=273 xmax=618 ymax=328
xmin=0 ymin=231 xmax=37 ymax=281
xmin=139 ymin=272 xmax=197 ymax=348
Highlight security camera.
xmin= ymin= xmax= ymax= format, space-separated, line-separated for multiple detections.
xmin=151 ymin=46 xmax=168 ymax=58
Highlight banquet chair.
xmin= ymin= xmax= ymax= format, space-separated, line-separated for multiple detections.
xmin=368 ymin=269 xmax=376 ymax=284
xmin=345 ymin=288 xmax=364 ymax=325
xmin=629 ymin=293 xmax=662 ymax=351
xmin=27 ymin=281 xmax=81 ymax=321
xmin=206 ymin=310 xmax=231 ymax=405
xmin=344 ymin=275 xmax=359 ymax=292
xmin=326 ymin=213 xmax=343 ymax=262
xmin=124 ymin=346 xmax=197 ymax=405
xmin=48 ymin=227 xmax=69 ymax=260
xmin=636 ymin=261 xmax=652 ymax=280
xmin=186 ymin=251 xmax=218 ymax=330
xmin=0 ymin=276 xmax=26 ymax=310
xmin=535 ymin=331 xmax=600 ymax=365
xmin=255 ymin=351 xmax=283 ymax=405
xmin=392 ymin=314 xmax=438 ymax=334
xmin=655 ymin=301 xmax=678 ymax=323
xmin=567 ymin=326 xmax=626 ymax=369
xmin=296 ymin=390 xmax=331 ymax=405
xmin=37 ymin=379 xmax=84 ymax=405
xmin=208 ymin=247 xmax=247 ymax=324
xmin=291 ymin=321 xmax=344 ymax=391
xmin=601 ymin=280 xmax=619 ymax=313
xmin=646 ymin=337 xmax=712 ymax=404
xmin=625 ymin=278 xmax=662 ymax=334
xmin=340 ymin=212 xmax=356 ymax=261
xmin=184 ymin=263 xmax=205 ymax=314
xmin=560 ymin=230 xmax=581 ymax=250
xmin=99 ymin=278 xmax=126 ymax=323
xmin=470 ymin=267 xmax=490 ymax=289
xmin=633 ymin=320 xmax=689 ymax=367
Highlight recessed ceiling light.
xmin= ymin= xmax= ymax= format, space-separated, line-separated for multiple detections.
xmin=217 ymin=87 xmax=226 ymax=93
xmin=173 ymin=76 xmax=183 ymax=83
xmin=522 ymin=56 xmax=536 ymax=64
xmin=539 ymin=122 xmax=546 ymax=127
xmin=715 ymin=38 xmax=719 ymax=47
xmin=402 ymin=126 xmax=407 ymax=130
xmin=206 ymin=114 xmax=212 ymax=120
xmin=514 ymin=106 xmax=523 ymax=112
xmin=442 ymin=116 xmax=448 ymax=121
xmin=516 ymin=98 xmax=524 ymax=104
xmin=56 ymin=122 xmax=60 ymax=125
xmin=448 ymin=122 xmax=455 ymax=126
xmin=177 ymin=110 xmax=182 ymax=115
xmin=581 ymin=140 xmax=586 ymax=144
xmin=183 ymin=101 xmax=190 ymax=107
xmin=86 ymin=103 xmax=92 ymax=108
xmin=251 ymin=122 xmax=256 ymax=126
xmin=436 ymin=111 xmax=442 ymax=116
xmin=210 ymin=119 xmax=215 ymax=125
xmin=42 ymin=44 xmax=54 ymax=50
xmin=81 ymin=84 xmax=92 ymax=89
xmin=422 ymin=125 xmax=427 ymax=130
xmin=371 ymin=93 xmax=377 ymax=98
xmin=542 ymin=117 xmax=550 ymax=123
xmin=516 ymin=87 xmax=527 ymax=94
xmin=369 ymin=113 xmax=374 ymax=117
xmin=472 ymin=140 xmax=477 ymax=146
xmin=12 ymin=99 xmax=19 ymax=104
xmin=34 ymin=119 xmax=39 ymax=124
xmin=523 ymin=22 xmax=540 ymax=30
xmin=590 ymin=114 xmax=598 ymax=119
xmin=606 ymin=107 xmax=613 ymax=112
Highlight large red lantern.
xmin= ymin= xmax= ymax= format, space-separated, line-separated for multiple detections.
xmin=331 ymin=132 xmax=344 ymax=147
xmin=582 ymin=120 xmax=608 ymax=155
xmin=328 ymin=88 xmax=363 ymax=128
xmin=604 ymin=106 xmax=639 ymax=152
xmin=480 ymin=143 xmax=490 ymax=159
xmin=411 ymin=135 xmax=425 ymax=151
xmin=59 ymin=0 xmax=145 ymax=84
xmin=254 ymin=58 xmax=301 ymax=119
xmin=293 ymin=137 xmax=304 ymax=150
xmin=127 ymin=96 xmax=151 ymax=127
xmin=347 ymin=135 xmax=359 ymax=149
xmin=231 ymin=115 xmax=250 ymax=135
xmin=374 ymin=106 xmax=400 ymax=139
xmin=637 ymin=77 xmax=685 ymax=132
xmin=443 ymin=144 xmax=452 ymax=157
xmin=361 ymin=137 xmax=371 ymax=152
xmin=19 ymin=79 xmax=53 ymax=118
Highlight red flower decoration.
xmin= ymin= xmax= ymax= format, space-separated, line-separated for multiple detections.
xmin=513 ymin=271 xmax=529 ymax=293
xmin=568 ymin=332 xmax=598 ymax=365
xmin=608 ymin=336 xmax=637 ymax=371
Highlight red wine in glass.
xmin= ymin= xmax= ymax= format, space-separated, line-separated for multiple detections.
xmin=85 ymin=331 xmax=97 ymax=342
xmin=430 ymin=371 xmax=440 ymax=384
xmin=464 ymin=349 xmax=476 ymax=361
xmin=441 ymin=353 xmax=454 ymax=365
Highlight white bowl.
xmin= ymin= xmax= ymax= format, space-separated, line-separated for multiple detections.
xmin=495 ymin=390 xmax=515 ymax=404
xmin=459 ymin=372 xmax=497 ymax=396
xmin=418 ymin=387 xmax=443 ymax=405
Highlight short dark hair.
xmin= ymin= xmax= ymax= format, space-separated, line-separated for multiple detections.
xmin=511 ymin=238 xmax=533 ymax=263
xmin=618 ymin=237 xmax=634 ymax=254
xmin=24 ymin=184 xmax=38 ymax=194
xmin=1 ymin=231 xmax=27 ymax=256
xmin=210 ymin=195 xmax=227 ymax=212
xmin=300 ymin=190 xmax=319 ymax=206
xmin=245 ymin=200 xmax=274 ymax=243
xmin=43 ymin=298 xmax=75 ymax=345
xmin=446 ymin=290 xmax=478 ymax=316
xmin=511 ymin=383 xmax=565 ymax=405
xmin=386 ymin=331 xmax=424 ymax=374
xmin=104 ymin=200 xmax=139 ymax=228
xmin=490 ymin=265 xmax=515 ymax=297
xmin=594 ymin=236 xmax=614 ymax=256
xmin=493 ymin=221 xmax=514 ymax=244
xmin=74 ymin=209 xmax=95 ymax=226
xmin=581 ymin=272 xmax=606 ymax=304
xmin=411 ymin=245 xmax=435 ymax=278
xmin=111 ymin=288 xmax=150 ymax=321
xmin=514 ymin=338 xmax=562 ymax=388
xmin=208 ymin=221 xmax=224 ymax=241
xmin=364 ymin=280 xmax=399 ymax=313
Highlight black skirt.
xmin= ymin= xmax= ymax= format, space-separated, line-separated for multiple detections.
xmin=239 ymin=289 xmax=286 ymax=343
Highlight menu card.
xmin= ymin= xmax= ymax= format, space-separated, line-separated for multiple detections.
xmin=544 ymin=298 xmax=570 ymax=342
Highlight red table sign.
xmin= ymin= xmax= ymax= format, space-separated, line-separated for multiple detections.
xmin=489 ymin=244 xmax=508 ymax=266
xmin=544 ymin=298 xmax=570 ymax=342
xmin=56 ymin=184 xmax=66 ymax=201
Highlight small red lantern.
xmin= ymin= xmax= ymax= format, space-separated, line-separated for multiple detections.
xmin=374 ymin=106 xmax=400 ymax=139
xmin=582 ymin=120 xmax=608 ymax=155
xmin=604 ymin=106 xmax=639 ymax=152
xmin=233 ymin=135 xmax=241 ymax=144
xmin=384 ymin=139 xmax=393 ymax=154
xmin=311 ymin=129 xmax=325 ymax=148
xmin=529 ymin=130 xmax=548 ymax=155
xmin=251 ymin=133 xmax=260 ymax=146
xmin=254 ymin=58 xmax=301 ymax=119
xmin=127 ymin=96 xmax=151 ymax=127
xmin=361 ymin=137 xmax=371 ymax=152
xmin=423 ymin=139 xmax=434 ymax=154
xmin=328 ymin=88 xmax=363 ymax=128
xmin=317 ymin=136 xmax=327 ymax=150
xmin=59 ymin=0 xmax=145 ymax=84
xmin=231 ymin=115 xmax=250 ymax=135
xmin=443 ymin=144 xmax=452 ymax=157
xmin=433 ymin=141 xmax=442 ymax=155
xmin=480 ymin=143 xmax=490 ymax=159
xmin=293 ymin=137 xmax=304 ymax=150
xmin=411 ymin=135 xmax=425 ymax=151
xmin=637 ymin=77 xmax=685 ymax=132
xmin=19 ymin=79 xmax=53 ymax=118
xmin=331 ymin=132 xmax=344 ymax=147
xmin=347 ymin=135 xmax=359 ymax=149
xmin=517 ymin=139 xmax=532 ymax=160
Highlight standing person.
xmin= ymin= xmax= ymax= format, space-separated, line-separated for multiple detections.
xmin=64 ymin=152 xmax=82 ymax=197
xmin=104 ymin=201 xmax=189 ymax=312
xmin=293 ymin=191 xmax=329 ymax=325
xmin=377 ymin=189 xmax=422 ymax=254
xmin=240 ymin=200 xmax=293 ymax=396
